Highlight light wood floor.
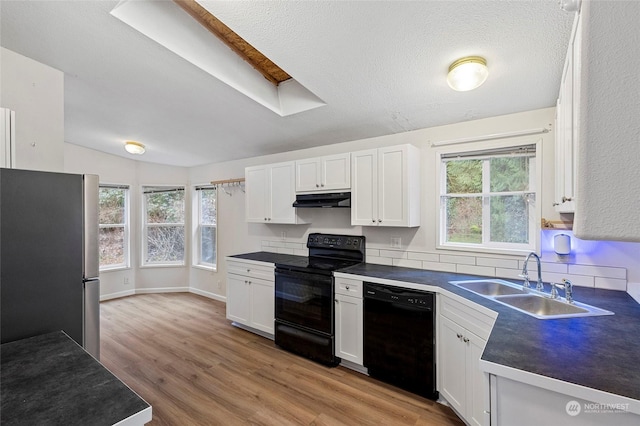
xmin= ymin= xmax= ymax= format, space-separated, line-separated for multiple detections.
xmin=101 ymin=293 xmax=464 ymax=426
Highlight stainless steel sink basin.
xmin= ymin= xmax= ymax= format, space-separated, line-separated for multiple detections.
xmin=449 ymin=279 xmax=614 ymax=319
xmin=451 ymin=279 xmax=528 ymax=296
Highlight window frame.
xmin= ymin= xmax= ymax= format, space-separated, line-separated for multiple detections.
xmin=435 ymin=138 xmax=542 ymax=255
xmin=141 ymin=185 xmax=186 ymax=267
xmin=193 ymin=185 xmax=217 ymax=271
xmin=98 ymin=184 xmax=130 ymax=271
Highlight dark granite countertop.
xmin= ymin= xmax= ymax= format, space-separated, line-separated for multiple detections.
xmin=229 ymin=251 xmax=307 ymax=265
xmin=228 ymin=253 xmax=640 ymax=403
xmin=338 ymin=263 xmax=640 ymax=403
xmin=1 ymin=331 xmax=151 ymax=426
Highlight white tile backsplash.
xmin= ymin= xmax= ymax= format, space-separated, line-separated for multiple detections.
xmin=476 ymin=257 xmax=519 ymax=269
xmin=457 ymin=264 xmax=496 ymax=277
xmin=569 ymin=264 xmax=627 ymax=280
xmin=378 ymin=249 xmax=407 ymax=259
xmin=259 ymin=239 xmax=629 ymax=292
xmin=595 ymin=277 xmax=627 ymax=291
xmin=408 ymin=252 xmax=439 ymax=262
xmin=393 ymin=259 xmax=422 ymax=269
xmin=440 ymin=254 xmax=476 ymax=265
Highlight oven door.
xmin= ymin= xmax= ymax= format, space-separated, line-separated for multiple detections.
xmin=275 ymin=268 xmax=333 ymax=335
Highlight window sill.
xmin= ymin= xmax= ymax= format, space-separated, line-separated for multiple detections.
xmin=437 ymin=243 xmax=535 ymax=257
xmin=99 ymin=265 xmax=130 ymax=273
xmin=140 ymin=263 xmax=186 ymax=269
xmin=192 ymin=264 xmax=217 ymax=273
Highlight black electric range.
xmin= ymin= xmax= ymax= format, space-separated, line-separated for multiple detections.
xmin=274 ymin=233 xmax=365 ymax=365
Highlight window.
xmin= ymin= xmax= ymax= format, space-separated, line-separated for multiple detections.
xmin=98 ymin=185 xmax=129 ymax=270
xmin=143 ymin=186 xmax=185 ymax=265
xmin=439 ymin=144 xmax=537 ymax=252
xmin=194 ymin=185 xmax=217 ymax=269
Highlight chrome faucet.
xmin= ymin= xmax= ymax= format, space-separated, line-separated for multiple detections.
xmin=551 ymin=279 xmax=574 ymax=304
xmin=520 ymin=252 xmax=544 ymax=292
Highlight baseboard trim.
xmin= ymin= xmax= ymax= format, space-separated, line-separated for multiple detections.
xmin=100 ymin=289 xmax=136 ymax=301
xmin=189 ymin=288 xmax=226 ymax=302
xmin=135 ymin=286 xmax=190 ymax=294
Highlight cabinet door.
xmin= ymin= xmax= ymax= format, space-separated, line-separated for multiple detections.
xmin=351 ymin=149 xmax=378 ymax=226
xmin=249 ymin=277 xmax=275 ymax=334
xmin=378 ymin=145 xmax=408 ymax=226
xmin=322 ymin=153 xmax=351 ymax=191
xmin=226 ymin=274 xmax=251 ymax=325
xmin=334 ymin=293 xmax=363 ymax=365
xmin=439 ymin=315 xmax=466 ymax=416
xmin=295 ymin=158 xmax=321 ymax=192
xmin=245 ymin=166 xmax=269 ymax=222
xmin=269 ymin=162 xmax=297 ymax=223
xmin=467 ymin=332 xmax=487 ymax=426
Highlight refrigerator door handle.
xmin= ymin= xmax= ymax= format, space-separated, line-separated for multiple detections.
xmin=83 ymin=174 xmax=100 ymax=280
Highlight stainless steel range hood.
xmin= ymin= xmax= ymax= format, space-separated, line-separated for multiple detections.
xmin=293 ymin=192 xmax=351 ymax=208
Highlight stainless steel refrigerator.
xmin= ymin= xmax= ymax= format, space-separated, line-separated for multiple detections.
xmin=1 ymin=168 xmax=100 ymax=359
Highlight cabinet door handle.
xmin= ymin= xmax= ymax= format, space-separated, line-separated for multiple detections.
xmin=345 ymin=286 xmax=350 ymax=290
xmin=378 ymin=219 xmax=382 ymax=223
xmin=372 ymin=219 xmax=376 ymax=223
xmin=456 ymin=333 xmax=463 ymax=339
xmin=463 ymin=337 xmax=469 ymax=343
xmin=321 ymin=183 xmax=325 ymax=187
xmin=244 ymin=280 xmax=248 ymax=284
xmin=264 ymin=217 xmax=267 ymax=221
xmin=248 ymin=281 xmax=252 ymax=285
xmin=316 ymin=183 xmax=320 ymax=187
xmin=335 ymin=299 xmax=339 ymax=303
xmin=562 ymin=196 xmax=573 ymax=202
xmin=246 ymin=269 xmax=250 ymax=272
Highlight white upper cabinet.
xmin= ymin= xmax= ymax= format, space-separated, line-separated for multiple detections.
xmin=573 ymin=1 xmax=640 ymax=241
xmin=351 ymin=144 xmax=420 ymax=227
xmin=554 ymin=12 xmax=581 ymax=213
xmin=245 ymin=161 xmax=309 ymax=224
xmin=295 ymin=153 xmax=351 ymax=192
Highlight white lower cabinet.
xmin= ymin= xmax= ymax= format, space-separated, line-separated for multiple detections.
xmin=438 ymin=295 xmax=495 ymax=426
xmin=334 ymin=277 xmax=363 ymax=365
xmin=226 ymin=259 xmax=275 ymax=336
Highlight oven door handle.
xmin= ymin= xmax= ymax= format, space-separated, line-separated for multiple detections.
xmin=275 ymin=269 xmax=333 ymax=282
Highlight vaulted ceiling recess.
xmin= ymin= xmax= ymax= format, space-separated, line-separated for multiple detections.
xmin=110 ymin=0 xmax=325 ymax=116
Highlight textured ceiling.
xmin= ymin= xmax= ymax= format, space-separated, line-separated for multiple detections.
xmin=0 ymin=1 xmax=574 ymax=167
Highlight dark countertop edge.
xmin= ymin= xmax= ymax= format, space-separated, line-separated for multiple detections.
xmin=226 ymin=253 xmax=640 ymax=409
xmin=1 ymin=331 xmax=152 ymax=426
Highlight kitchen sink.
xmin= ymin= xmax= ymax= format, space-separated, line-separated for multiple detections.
xmin=449 ymin=279 xmax=614 ymax=319
xmin=451 ymin=279 xmax=528 ymax=296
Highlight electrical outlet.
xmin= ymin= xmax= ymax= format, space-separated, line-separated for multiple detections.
xmin=123 ymin=277 xmax=130 ymax=285
xmin=281 ymin=231 xmax=286 ymax=241
xmin=391 ymin=237 xmax=402 ymax=248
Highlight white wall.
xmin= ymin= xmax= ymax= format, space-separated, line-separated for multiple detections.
xmin=0 ymin=47 xmax=64 ymax=171
xmin=65 ymin=107 xmax=640 ymax=302
xmin=64 ymin=143 xmax=189 ymax=299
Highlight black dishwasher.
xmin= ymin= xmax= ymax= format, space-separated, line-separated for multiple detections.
xmin=363 ymin=282 xmax=438 ymax=400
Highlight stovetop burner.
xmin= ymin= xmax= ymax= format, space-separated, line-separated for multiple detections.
xmin=275 ymin=233 xmax=365 ymax=275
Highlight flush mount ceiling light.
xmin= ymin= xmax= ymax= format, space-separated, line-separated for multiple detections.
xmin=447 ymin=56 xmax=489 ymax=92
xmin=124 ymin=141 xmax=146 ymax=155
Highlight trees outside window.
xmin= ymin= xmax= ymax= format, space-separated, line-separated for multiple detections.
xmin=99 ymin=185 xmax=129 ymax=269
xmin=143 ymin=186 xmax=185 ymax=265
xmin=195 ymin=186 xmax=217 ymax=268
xmin=440 ymin=144 xmax=537 ymax=252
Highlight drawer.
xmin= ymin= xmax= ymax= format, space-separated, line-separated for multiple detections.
xmin=227 ymin=260 xmax=275 ymax=281
xmin=335 ymin=277 xmax=363 ymax=298
xmin=440 ymin=295 xmax=494 ymax=341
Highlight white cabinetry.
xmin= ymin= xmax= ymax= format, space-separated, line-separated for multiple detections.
xmin=245 ymin=162 xmax=309 ymax=224
xmin=351 ymin=144 xmax=420 ymax=227
xmin=554 ymin=12 xmax=581 ymax=213
xmin=438 ymin=295 xmax=495 ymax=426
xmin=295 ymin=153 xmax=351 ymax=192
xmin=0 ymin=108 xmax=15 ymax=168
xmin=226 ymin=258 xmax=275 ymax=337
xmin=334 ymin=277 xmax=363 ymax=366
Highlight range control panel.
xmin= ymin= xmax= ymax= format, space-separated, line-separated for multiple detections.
xmin=307 ymin=233 xmax=365 ymax=250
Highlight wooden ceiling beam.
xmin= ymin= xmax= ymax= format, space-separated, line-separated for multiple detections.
xmin=173 ymin=0 xmax=291 ymax=86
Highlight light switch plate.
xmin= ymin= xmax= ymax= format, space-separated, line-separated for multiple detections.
xmin=390 ymin=237 xmax=402 ymax=248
